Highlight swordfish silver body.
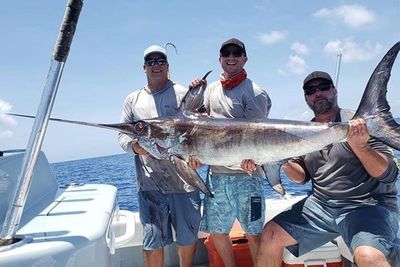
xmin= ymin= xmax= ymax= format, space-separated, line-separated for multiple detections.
xmin=137 ymin=113 xmax=348 ymax=166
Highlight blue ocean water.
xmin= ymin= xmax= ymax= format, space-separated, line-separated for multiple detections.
xmin=51 ymin=152 xmax=400 ymax=212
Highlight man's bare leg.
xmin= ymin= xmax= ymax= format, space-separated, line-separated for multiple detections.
xmin=255 ymin=221 xmax=297 ymax=267
xmin=354 ymin=246 xmax=391 ymax=267
xmin=143 ymin=248 xmax=163 ymax=267
xmin=247 ymin=234 xmax=260 ymax=264
xmin=177 ymin=242 xmax=197 ymax=267
xmin=212 ymin=233 xmax=237 ymax=267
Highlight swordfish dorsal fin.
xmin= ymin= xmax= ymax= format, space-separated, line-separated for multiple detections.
xmin=353 ymin=41 xmax=400 ymax=150
xmin=178 ymin=70 xmax=212 ymax=113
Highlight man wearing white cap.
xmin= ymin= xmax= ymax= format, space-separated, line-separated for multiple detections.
xmin=118 ymin=45 xmax=201 ymax=267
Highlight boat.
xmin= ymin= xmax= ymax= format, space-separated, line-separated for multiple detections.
xmin=0 ymin=1 xmax=396 ymax=266
xmin=0 ymin=150 xmax=350 ymax=266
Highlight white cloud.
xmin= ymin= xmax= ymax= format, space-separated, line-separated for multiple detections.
xmin=324 ymin=38 xmax=383 ymax=63
xmin=0 ymin=99 xmax=12 ymax=111
xmin=291 ymin=42 xmax=309 ymax=55
xmin=257 ymin=31 xmax=288 ymax=45
xmin=278 ymin=55 xmax=308 ymax=76
xmin=0 ymin=99 xmax=16 ymax=140
xmin=287 ymin=55 xmax=308 ymax=75
xmin=314 ymin=4 xmax=376 ymax=28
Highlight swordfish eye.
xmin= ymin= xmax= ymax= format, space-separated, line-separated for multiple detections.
xmin=132 ymin=121 xmax=149 ymax=137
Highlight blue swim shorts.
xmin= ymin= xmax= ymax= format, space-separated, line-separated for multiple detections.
xmin=138 ymin=190 xmax=201 ymax=250
xmin=273 ymin=195 xmax=400 ymax=258
xmin=200 ymin=175 xmax=265 ymax=236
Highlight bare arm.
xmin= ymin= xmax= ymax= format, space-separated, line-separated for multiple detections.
xmin=282 ymin=160 xmax=306 ymax=184
xmin=347 ymin=119 xmax=388 ymax=178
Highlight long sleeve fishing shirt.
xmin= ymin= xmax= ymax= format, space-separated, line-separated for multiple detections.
xmin=204 ymin=77 xmax=272 ymax=177
xmin=118 ymin=81 xmax=197 ymax=193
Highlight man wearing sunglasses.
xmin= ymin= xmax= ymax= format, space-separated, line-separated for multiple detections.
xmin=118 ymin=45 xmax=201 ymax=267
xmin=189 ymin=38 xmax=271 ymax=266
xmin=256 ymin=71 xmax=399 ymax=267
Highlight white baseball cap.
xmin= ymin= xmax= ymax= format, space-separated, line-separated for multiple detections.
xmin=143 ymin=45 xmax=167 ymax=60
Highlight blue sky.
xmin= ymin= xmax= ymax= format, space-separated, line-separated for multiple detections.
xmin=1 ymin=0 xmax=399 ymax=162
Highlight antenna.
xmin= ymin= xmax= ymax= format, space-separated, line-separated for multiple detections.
xmin=334 ymin=50 xmax=342 ymax=88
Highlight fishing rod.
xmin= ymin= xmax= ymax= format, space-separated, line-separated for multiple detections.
xmin=0 ymin=0 xmax=84 ymax=243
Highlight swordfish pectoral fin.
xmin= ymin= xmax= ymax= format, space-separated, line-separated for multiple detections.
xmin=261 ymin=162 xmax=286 ymax=196
xmin=170 ymin=156 xmax=213 ymax=198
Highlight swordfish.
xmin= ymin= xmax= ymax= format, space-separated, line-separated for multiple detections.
xmin=9 ymin=41 xmax=400 ymax=196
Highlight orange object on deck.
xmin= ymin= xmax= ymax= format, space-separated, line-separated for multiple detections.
xmin=204 ymin=230 xmax=253 ymax=267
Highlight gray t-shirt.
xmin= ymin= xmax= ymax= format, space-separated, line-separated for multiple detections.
xmin=292 ymin=109 xmax=399 ymax=211
xmin=118 ymin=80 xmax=197 ymax=193
xmin=204 ymin=77 xmax=271 ymax=176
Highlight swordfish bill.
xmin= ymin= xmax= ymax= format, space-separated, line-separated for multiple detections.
xmin=8 ymin=41 xmax=400 ymax=196
xmin=5 ymin=114 xmax=213 ymax=197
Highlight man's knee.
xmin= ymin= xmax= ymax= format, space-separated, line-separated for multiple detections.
xmin=260 ymin=221 xmax=287 ymax=248
xmin=354 ymin=246 xmax=389 ymax=266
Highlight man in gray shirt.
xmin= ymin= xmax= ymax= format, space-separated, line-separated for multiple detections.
xmin=255 ymin=71 xmax=399 ymax=267
xmin=118 ymin=45 xmax=201 ymax=267
xmin=189 ymin=38 xmax=271 ymax=266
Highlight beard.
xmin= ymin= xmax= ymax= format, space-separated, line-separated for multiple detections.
xmin=307 ymin=94 xmax=338 ymax=114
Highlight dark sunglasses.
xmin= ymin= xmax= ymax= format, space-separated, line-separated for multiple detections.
xmin=304 ymin=82 xmax=333 ymax=95
xmin=220 ymin=50 xmax=244 ymax=58
xmin=144 ymin=58 xmax=168 ymax=66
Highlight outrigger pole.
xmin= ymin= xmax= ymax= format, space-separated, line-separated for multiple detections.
xmin=334 ymin=49 xmax=343 ymax=88
xmin=0 ymin=0 xmax=83 ymax=242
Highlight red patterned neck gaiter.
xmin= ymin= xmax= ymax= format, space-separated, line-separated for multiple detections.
xmin=220 ymin=69 xmax=247 ymax=90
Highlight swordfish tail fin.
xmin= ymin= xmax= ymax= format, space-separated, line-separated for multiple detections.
xmin=353 ymin=41 xmax=400 ymax=150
